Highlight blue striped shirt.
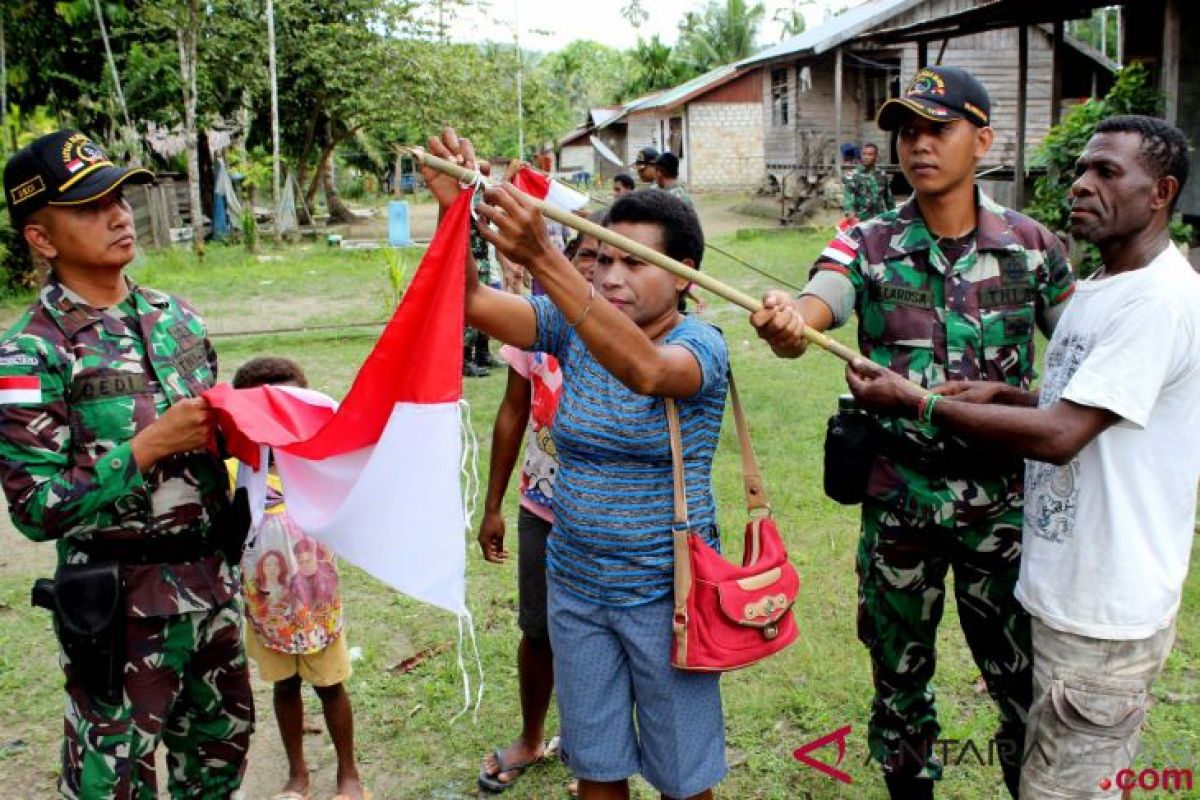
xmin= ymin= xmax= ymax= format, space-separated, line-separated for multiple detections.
xmin=528 ymin=295 xmax=729 ymax=606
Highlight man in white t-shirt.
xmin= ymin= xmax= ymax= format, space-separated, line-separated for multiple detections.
xmin=840 ymin=115 xmax=1198 ymax=799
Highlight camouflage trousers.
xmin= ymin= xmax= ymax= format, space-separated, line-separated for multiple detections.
xmin=857 ymin=501 xmax=1032 ymax=784
xmin=59 ymin=597 xmax=254 ymax=799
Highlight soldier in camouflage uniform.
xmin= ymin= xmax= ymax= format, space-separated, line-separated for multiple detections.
xmin=0 ymin=130 xmax=253 ymax=798
xmin=843 ymin=142 xmax=894 ymax=222
xmin=751 ymin=67 xmax=1075 ymax=799
xmin=465 ymin=194 xmax=500 ymax=376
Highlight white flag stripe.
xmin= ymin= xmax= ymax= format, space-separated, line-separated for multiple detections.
xmin=0 ymin=388 xmax=41 ymax=404
xmin=545 ymin=180 xmax=589 ymax=212
xmin=820 ymin=246 xmax=855 ymax=266
xmin=274 ymin=401 xmax=466 ymax=615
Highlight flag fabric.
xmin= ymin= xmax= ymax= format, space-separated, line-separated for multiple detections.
xmin=512 ymin=166 xmax=589 ymax=212
xmin=820 ymin=232 xmax=859 ymax=267
xmin=0 ymin=375 xmax=41 ymax=404
xmin=206 ymin=189 xmax=472 ymax=616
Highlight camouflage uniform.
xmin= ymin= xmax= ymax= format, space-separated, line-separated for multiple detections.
xmin=807 ymin=191 xmax=1074 ymax=785
xmin=465 ymin=215 xmax=494 ymax=355
xmin=842 ymin=165 xmax=894 ymax=221
xmin=663 ymin=182 xmax=694 ymax=208
xmin=0 ymin=275 xmax=253 ymax=799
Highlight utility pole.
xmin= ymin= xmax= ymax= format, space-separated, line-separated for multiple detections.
xmin=0 ymin=11 xmax=7 ymax=159
xmin=266 ymin=0 xmax=282 ymax=242
xmin=94 ymin=0 xmax=137 ymax=163
xmin=1100 ymin=7 xmax=1108 ymax=60
xmin=514 ymin=0 xmax=524 ymax=160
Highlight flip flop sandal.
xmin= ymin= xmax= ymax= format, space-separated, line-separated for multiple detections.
xmin=270 ymin=793 xmax=308 ymax=800
xmin=478 ymin=747 xmax=543 ymax=793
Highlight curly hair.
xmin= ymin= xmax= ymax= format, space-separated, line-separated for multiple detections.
xmin=232 ymin=356 xmax=308 ymax=389
xmin=606 ymin=188 xmax=704 ymax=268
xmin=1095 ymin=115 xmax=1190 ymax=210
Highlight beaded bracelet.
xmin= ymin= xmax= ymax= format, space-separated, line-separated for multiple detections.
xmin=567 ymin=284 xmax=596 ymax=327
xmin=918 ymin=392 xmax=940 ymax=425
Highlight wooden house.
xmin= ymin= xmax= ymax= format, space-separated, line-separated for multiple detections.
xmin=739 ymin=0 xmax=1118 ymax=207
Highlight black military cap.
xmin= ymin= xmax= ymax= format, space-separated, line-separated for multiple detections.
xmin=877 ymin=66 xmax=991 ymax=131
xmin=654 ymin=152 xmax=680 ymax=178
xmin=632 ymin=146 xmax=660 ymax=167
xmin=4 ymin=129 xmax=153 ymax=226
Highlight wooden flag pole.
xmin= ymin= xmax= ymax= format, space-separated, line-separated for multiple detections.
xmin=405 ymin=146 xmax=862 ymax=365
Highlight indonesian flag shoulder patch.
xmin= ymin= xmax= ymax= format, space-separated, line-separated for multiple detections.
xmin=0 ymin=375 xmax=42 ymax=404
xmin=819 ymin=232 xmax=860 ymax=268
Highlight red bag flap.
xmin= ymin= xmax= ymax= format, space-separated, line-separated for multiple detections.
xmin=713 ymin=562 xmax=800 ymax=629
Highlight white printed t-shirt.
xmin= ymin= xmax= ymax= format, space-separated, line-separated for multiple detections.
xmin=1015 ymin=244 xmax=1200 ymax=640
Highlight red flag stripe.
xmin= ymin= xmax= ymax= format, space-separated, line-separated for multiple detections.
xmin=0 ymin=376 xmax=39 ymax=390
xmin=512 ymin=167 xmax=551 ymax=200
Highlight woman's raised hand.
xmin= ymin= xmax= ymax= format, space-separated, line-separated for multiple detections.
xmin=475 ymin=184 xmax=558 ymax=274
xmin=421 ymin=127 xmax=489 ymax=209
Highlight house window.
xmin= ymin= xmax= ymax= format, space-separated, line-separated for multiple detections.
xmin=668 ymin=117 xmax=684 ymax=159
xmin=771 ymin=68 xmax=790 ymax=126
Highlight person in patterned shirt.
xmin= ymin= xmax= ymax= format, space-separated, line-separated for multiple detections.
xmin=751 ymin=67 xmax=1075 ymax=800
xmin=0 ymin=130 xmax=253 ymax=799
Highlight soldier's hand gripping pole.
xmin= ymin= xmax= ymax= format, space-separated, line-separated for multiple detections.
xmin=404 ymin=146 xmax=863 ymax=366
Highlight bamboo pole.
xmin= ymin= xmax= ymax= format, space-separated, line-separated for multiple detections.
xmin=404 ymin=145 xmax=863 ymax=365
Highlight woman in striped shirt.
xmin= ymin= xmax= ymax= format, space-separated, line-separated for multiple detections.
xmin=423 ymin=129 xmax=730 ymax=800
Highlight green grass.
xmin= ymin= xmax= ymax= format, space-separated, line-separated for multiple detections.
xmin=0 ymin=222 xmax=1196 ymax=799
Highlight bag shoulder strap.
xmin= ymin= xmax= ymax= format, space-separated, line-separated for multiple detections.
xmin=664 ymin=371 xmax=770 ymax=523
xmin=728 ymin=374 xmax=770 ymax=513
xmin=665 ymin=396 xmax=689 ymax=530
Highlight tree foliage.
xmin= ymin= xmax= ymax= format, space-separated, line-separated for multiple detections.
xmin=675 ymin=0 xmax=765 ymax=74
xmin=1028 ymin=63 xmax=1190 ymax=273
xmin=619 ymin=35 xmax=692 ymax=100
xmin=1028 ymin=63 xmax=1161 ymax=232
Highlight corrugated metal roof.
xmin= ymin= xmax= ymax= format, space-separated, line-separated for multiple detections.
xmin=625 ymin=64 xmax=741 ymax=113
xmin=589 ymin=107 xmax=622 ymax=127
xmin=738 ymin=0 xmax=924 ymax=67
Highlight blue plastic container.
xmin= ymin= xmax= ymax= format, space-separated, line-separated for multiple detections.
xmin=387 ymin=200 xmax=412 ymax=246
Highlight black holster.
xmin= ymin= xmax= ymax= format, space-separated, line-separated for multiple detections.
xmin=31 ymin=562 xmax=125 ymax=706
xmin=211 ymin=487 xmax=251 ymax=567
xmin=824 ymin=401 xmax=879 ymax=505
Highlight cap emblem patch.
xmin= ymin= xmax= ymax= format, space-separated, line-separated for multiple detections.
xmin=906 ymin=68 xmax=947 ymax=97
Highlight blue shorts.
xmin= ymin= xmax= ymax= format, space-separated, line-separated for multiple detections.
xmin=548 ymin=578 xmax=728 ymax=797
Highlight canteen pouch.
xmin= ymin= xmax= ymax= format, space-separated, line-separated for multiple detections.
xmin=33 ymin=562 xmax=125 ymax=706
xmin=823 ymin=395 xmax=878 ymax=505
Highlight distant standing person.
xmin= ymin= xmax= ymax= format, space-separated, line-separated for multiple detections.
xmin=843 ymin=142 xmax=894 ymax=224
xmin=612 ymin=173 xmax=635 ymax=199
xmin=654 ymin=152 xmax=692 ymax=207
xmin=632 ymin=146 xmax=659 ymax=184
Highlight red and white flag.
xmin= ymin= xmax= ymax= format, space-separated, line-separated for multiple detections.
xmin=512 ymin=166 xmax=589 ymax=212
xmin=206 ymin=190 xmax=472 ymax=615
xmin=0 ymin=375 xmax=41 ymax=404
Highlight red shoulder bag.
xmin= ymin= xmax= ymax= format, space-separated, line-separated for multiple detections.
xmin=666 ymin=376 xmax=800 ymax=672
